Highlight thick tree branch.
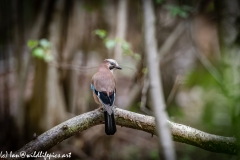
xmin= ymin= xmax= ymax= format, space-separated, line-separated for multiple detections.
xmin=169 ymin=121 xmax=237 ymax=155
xmin=10 ymin=108 xmax=237 ymax=160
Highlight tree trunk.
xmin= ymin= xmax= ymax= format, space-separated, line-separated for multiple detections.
xmin=142 ymin=0 xmax=176 ymax=160
xmin=114 ymin=0 xmax=128 ymax=62
xmin=27 ymin=0 xmax=67 ymax=137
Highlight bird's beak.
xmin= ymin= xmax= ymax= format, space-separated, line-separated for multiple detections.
xmin=115 ymin=66 xmax=122 ymax=70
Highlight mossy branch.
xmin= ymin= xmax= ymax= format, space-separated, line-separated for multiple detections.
xmin=10 ymin=108 xmax=237 ymax=159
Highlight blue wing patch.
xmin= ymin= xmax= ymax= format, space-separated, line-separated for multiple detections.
xmin=90 ymin=84 xmax=95 ymax=91
xmin=91 ymin=84 xmax=99 ymax=96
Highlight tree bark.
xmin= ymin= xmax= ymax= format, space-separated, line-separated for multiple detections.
xmin=142 ymin=0 xmax=176 ymax=159
xmin=16 ymin=0 xmax=48 ymax=136
xmin=114 ymin=0 xmax=128 ymax=62
xmin=44 ymin=0 xmax=67 ymax=130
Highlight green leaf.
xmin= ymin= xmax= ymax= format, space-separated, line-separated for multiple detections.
xmin=94 ymin=29 xmax=107 ymax=39
xmin=185 ymin=67 xmax=219 ymax=88
xmin=179 ymin=11 xmax=188 ymax=18
xmin=44 ymin=54 xmax=54 ymax=62
xmin=115 ymin=37 xmax=122 ymax=43
xmin=182 ymin=5 xmax=192 ymax=11
xmin=27 ymin=40 xmax=38 ymax=49
xmin=165 ymin=4 xmax=191 ymax=18
xmin=32 ymin=47 xmax=44 ymax=58
xmin=171 ymin=8 xmax=179 ymax=17
xmin=142 ymin=68 xmax=148 ymax=74
xmin=39 ymin=39 xmax=51 ymax=48
xmin=150 ymin=149 xmax=159 ymax=159
xmin=121 ymin=41 xmax=130 ymax=51
xmin=156 ymin=0 xmax=163 ymax=4
xmin=105 ymin=39 xmax=116 ymax=50
xmin=133 ymin=53 xmax=141 ymax=61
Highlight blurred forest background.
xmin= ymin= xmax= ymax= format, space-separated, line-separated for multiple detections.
xmin=0 ymin=0 xmax=240 ymax=159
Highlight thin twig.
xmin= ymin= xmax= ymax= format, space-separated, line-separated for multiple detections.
xmin=49 ymin=61 xmax=98 ymax=73
xmin=158 ymin=21 xmax=186 ymax=61
xmin=166 ymin=75 xmax=182 ymax=105
xmin=186 ymin=20 xmax=222 ymax=84
xmin=140 ymin=76 xmax=152 ymax=115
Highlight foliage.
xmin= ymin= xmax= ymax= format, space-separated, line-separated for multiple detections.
xmin=155 ymin=0 xmax=164 ymax=4
xmin=185 ymin=67 xmax=220 ymax=89
xmin=27 ymin=39 xmax=53 ymax=62
xmin=150 ymin=149 xmax=159 ymax=160
xmin=94 ymin=29 xmax=141 ymax=61
xmin=184 ymin=51 xmax=240 ymax=136
xmin=142 ymin=67 xmax=148 ymax=74
xmin=94 ymin=29 xmax=106 ymax=39
xmin=165 ymin=5 xmax=192 ymax=18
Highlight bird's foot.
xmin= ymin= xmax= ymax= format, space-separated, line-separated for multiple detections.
xmin=98 ymin=107 xmax=104 ymax=112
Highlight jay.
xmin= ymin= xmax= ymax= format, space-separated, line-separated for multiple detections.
xmin=91 ymin=59 xmax=122 ymax=135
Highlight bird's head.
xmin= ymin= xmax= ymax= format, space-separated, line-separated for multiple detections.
xmin=104 ymin=59 xmax=122 ymax=72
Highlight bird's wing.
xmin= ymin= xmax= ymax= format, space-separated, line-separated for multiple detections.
xmin=91 ymin=71 xmax=116 ymax=107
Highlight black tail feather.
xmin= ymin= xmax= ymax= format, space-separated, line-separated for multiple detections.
xmin=104 ymin=111 xmax=116 ymax=135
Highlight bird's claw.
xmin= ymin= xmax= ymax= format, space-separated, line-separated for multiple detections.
xmin=98 ymin=107 xmax=104 ymax=112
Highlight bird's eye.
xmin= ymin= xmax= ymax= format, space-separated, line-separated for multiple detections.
xmin=109 ymin=66 xmax=115 ymax=70
xmin=110 ymin=62 xmax=115 ymax=65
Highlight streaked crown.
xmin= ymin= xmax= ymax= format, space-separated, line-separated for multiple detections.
xmin=104 ymin=59 xmax=122 ymax=71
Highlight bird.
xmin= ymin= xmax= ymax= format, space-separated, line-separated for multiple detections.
xmin=91 ymin=59 xmax=122 ymax=135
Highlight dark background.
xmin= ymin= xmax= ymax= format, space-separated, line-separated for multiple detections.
xmin=0 ymin=0 xmax=239 ymax=159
